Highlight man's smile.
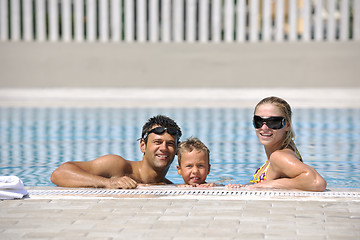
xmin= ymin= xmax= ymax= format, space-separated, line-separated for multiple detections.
xmin=156 ymin=154 xmax=169 ymax=159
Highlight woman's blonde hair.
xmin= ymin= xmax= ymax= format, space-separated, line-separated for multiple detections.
xmin=254 ymin=96 xmax=303 ymax=162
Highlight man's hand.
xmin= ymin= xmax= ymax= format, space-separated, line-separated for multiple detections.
xmin=107 ymin=176 xmax=138 ymax=189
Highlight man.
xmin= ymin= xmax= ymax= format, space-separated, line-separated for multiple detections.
xmin=51 ymin=115 xmax=182 ymax=189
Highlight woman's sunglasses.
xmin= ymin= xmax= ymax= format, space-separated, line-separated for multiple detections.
xmin=253 ymin=115 xmax=286 ymax=130
xmin=142 ymin=127 xmax=180 ymax=140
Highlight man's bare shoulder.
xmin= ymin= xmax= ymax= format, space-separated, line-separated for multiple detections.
xmin=95 ymin=154 xmax=128 ymax=162
xmin=90 ymin=154 xmax=133 ymax=176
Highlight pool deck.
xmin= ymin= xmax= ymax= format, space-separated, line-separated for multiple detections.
xmin=1 ymin=186 xmax=360 ymax=240
xmin=1 ymin=42 xmax=360 ymax=88
xmin=1 ymin=88 xmax=360 ymax=108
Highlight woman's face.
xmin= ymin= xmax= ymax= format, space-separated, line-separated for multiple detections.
xmin=254 ymin=103 xmax=290 ymax=149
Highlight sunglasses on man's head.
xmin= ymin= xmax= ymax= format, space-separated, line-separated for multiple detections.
xmin=142 ymin=127 xmax=179 ymax=140
xmin=253 ymin=115 xmax=286 ymax=130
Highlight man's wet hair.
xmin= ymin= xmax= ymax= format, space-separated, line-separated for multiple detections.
xmin=141 ymin=115 xmax=182 ymax=143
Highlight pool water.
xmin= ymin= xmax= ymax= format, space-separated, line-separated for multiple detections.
xmin=0 ymin=107 xmax=359 ymax=188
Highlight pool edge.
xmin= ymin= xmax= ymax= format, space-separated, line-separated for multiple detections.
xmin=23 ymin=186 xmax=360 ymax=201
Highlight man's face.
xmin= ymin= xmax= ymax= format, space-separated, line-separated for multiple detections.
xmin=141 ymin=127 xmax=178 ymax=170
xmin=177 ymin=150 xmax=210 ymax=185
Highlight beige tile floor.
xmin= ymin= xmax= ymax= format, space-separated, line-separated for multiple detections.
xmin=1 ymin=186 xmax=360 ymax=240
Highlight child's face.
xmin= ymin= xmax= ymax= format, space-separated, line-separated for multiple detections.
xmin=176 ymin=150 xmax=210 ymax=185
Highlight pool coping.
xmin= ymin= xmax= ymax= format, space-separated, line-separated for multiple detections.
xmin=24 ymin=186 xmax=360 ymax=202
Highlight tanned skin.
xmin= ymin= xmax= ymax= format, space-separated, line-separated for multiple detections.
xmin=228 ymin=102 xmax=326 ymax=192
xmin=51 ymin=126 xmax=177 ymax=189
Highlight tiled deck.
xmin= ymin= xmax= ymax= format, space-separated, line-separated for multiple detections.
xmin=1 ymin=186 xmax=360 ymax=240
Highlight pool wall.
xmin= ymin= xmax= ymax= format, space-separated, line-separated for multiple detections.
xmin=1 ymin=42 xmax=359 ymax=88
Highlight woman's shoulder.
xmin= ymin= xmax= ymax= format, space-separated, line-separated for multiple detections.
xmin=269 ymin=149 xmax=301 ymax=166
xmin=268 ymin=149 xmax=306 ymax=178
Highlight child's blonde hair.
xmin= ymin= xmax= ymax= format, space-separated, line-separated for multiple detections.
xmin=177 ymin=137 xmax=210 ymax=165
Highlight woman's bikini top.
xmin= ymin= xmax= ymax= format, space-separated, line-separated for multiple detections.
xmin=250 ymin=161 xmax=269 ymax=184
xmin=251 ymin=149 xmax=302 ymax=184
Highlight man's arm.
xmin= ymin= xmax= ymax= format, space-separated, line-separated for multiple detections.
xmin=50 ymin=154 xmax=137 ymax=189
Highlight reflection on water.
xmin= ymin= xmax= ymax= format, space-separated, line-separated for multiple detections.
xmin=0 ymin=107 xmax=359 ymax=188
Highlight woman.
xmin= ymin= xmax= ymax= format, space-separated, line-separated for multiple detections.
xmin=229 ymin=96 xmax=327 ymax=191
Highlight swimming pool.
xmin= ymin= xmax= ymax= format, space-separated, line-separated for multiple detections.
xmin=0 ymin=107 xmax=359 ymax=188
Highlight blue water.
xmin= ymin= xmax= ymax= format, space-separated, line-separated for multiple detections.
xmin=0 ymin=107 xmax=359 ymax=188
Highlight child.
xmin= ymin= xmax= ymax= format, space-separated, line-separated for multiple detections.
xmin=176 ymin=137 xmax=214 ymax=187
